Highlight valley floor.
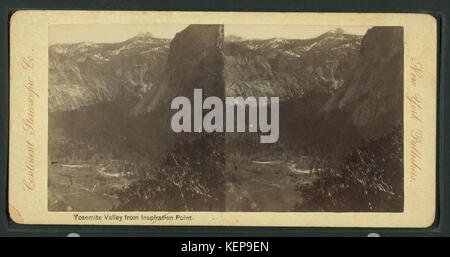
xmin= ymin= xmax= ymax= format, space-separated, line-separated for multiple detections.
xmin=48 ymin=158 xmax=316 ymax=212
xmin=48 ymin=163 xmax=131 ymax=211
xmin=225 ymin=159 xmax=316 ymax=212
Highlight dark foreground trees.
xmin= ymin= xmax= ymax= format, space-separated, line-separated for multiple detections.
xmin=296 ymin=126 xmax=403 ymax=212
xmin=115 ymin=134 xmax=225 ymax=211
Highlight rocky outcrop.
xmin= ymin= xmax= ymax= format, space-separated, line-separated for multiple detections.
xmin=133 ymin=25 xmax=224 ymax=114
xmin=323 ymin=27 xmax=404 ymax=130
xmin=130 ymin=25 xmax=226 ymax=211
xmin=127 ymin=24 xmax=226 ymax=160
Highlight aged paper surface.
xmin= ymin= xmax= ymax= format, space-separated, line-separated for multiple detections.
xmin=9 ymin=11 xmax=436 ymax=227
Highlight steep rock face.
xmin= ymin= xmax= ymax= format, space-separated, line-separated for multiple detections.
xmin=48 ymin=34 xmax=170 ymax=112
xmin=130 ymin=25 xmax=226 ymax=211
xmin=133 ymin=25 xmax=224 ymax=114
xmin=128 ymin=24 xmax=226 ymax=162
xmin=224 ymin=30 xmax=362 ymax=99
xmin=324 ymin=27 xmax=404 ymax=130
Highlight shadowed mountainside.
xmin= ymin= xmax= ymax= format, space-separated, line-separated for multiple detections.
xmin=324 ymin=27 xmax=404 ymax=133
xmin=224 ymin=29 xmax=362 ymax=98
xmin=49 ymin=33 xmax=170 ymax=112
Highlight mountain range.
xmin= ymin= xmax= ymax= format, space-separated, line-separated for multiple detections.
xmin=49 ymin=27 xmax=362 ymax=111
xmin=49 ymin=25 xmax=403 ymax=136
xmin=48 ymin=32 xmax=169 ymax=112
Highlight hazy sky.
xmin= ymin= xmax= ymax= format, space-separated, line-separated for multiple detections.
xmin=226 ymin=25 xmax=370 ymax=40
xmin=49 ymin=24 xmax=189 ymax=45
xmin=49 ymin=24 xmax=371 ymax=45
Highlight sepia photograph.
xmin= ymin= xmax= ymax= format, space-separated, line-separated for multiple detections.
xmin=47 ymin=23 xmax=404 ymax=213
